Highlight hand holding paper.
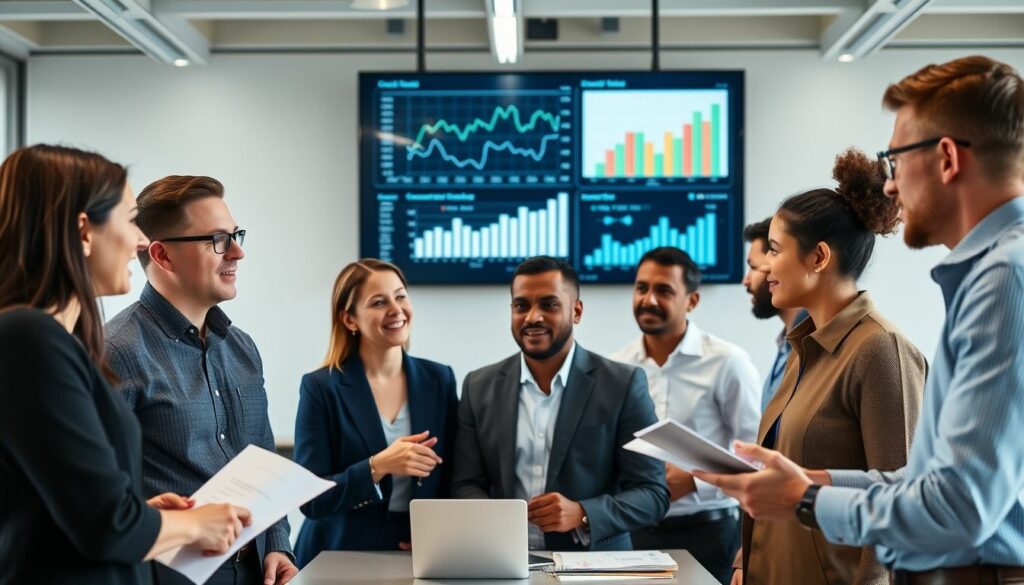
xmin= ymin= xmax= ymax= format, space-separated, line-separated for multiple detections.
xmin=623 ymin=418 xmax=759 ymax=474
xmin=147 ymin=492 xmax=195 ymax=511
xmin=691 ymin=441 xmax=813 ymax=521
xmin=189 ymin=503 xmax=252 ymax=556
xmin=156 ymin=445 xmax=335 ymax=584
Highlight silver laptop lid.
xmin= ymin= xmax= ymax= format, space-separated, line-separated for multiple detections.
xmin=410 ymin=499 xmax=529 ymax=579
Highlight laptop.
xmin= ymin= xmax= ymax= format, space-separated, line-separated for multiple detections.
xmin=410 ymin=499 xmax=530 ymax=579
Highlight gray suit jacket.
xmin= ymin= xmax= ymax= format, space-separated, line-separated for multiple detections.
xmin=451 ymin=344 xmax=669 ymax=551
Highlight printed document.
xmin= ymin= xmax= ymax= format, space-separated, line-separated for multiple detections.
xmin=156 ymin=445 xmax=335 ymax=584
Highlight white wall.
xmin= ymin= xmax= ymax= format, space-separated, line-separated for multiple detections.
xmin=29 ymin=48 xmax=1013 ymax=440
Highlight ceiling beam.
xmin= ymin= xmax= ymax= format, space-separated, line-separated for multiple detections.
xmin=928 ymin=0 xmax=1024 ymax=14
xmin=0 ymin=1 xmax=89 ymax=21
xmin=154 ymin=0 xmax=860 ymax=20
xmin=525 ymin=0 xmax=860 ymax=18
xmin=155 ymin=0 xmax=486 ymax=20
xmin=821 ymin=0 xmax=935 ymax=61
xmin=0 ymin=21 xmax=39 ymax=59
xmin=72 ymin=0 xmax=209 ymax=65
xmin=6 ymin=0 xmax=1017 ymax=23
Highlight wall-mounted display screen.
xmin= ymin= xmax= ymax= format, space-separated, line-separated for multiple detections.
xmin=359 ymin=71 xmax=744 ymax=284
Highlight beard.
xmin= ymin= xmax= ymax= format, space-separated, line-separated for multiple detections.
xmin=899 ymin=188 xmax=951 ymax=250
xmin=516 ymin=324 xmax=574 ymax=360
xmin=902 ymin=205 xmax=935 ymax=249
xmin=749 ymin=282 xmax=778 ymax=319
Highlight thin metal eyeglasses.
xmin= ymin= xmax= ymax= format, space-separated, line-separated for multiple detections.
xmin=877 ymin=137 xmax=971 ymax=180
xmin=160 ymin=229 xmax=246 ymax=254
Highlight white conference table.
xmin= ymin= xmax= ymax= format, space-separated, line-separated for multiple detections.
xmin=291 ymin=550 xmax=721 ymax=585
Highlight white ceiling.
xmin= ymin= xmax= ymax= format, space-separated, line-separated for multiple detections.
xmin=0 ymin=0 xmax=1021 ymax=65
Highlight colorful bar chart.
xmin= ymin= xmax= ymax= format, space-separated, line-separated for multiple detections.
xmin=593 ymin=105 xmax=721 ymax=178
xmin=410 ymin=192 xmax=570 ymax=261
xmin=583 ymin=89 xmax=729 ymax=180
xmin=582 ymin=211 xmax=718 ymax=269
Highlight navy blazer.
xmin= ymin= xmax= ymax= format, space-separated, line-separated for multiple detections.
xmin=293 ymin=353 xmax=457 ymax=567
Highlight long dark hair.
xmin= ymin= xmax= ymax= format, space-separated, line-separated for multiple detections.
xmin=0 ymin=144 xmax=128 ymax=381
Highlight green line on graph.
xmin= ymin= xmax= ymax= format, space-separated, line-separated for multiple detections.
xmin=408 ymin=105 xmax=561 ymax=151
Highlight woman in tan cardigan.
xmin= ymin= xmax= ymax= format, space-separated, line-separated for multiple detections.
xmin=734 ymin=149 xmax=926 ymax=585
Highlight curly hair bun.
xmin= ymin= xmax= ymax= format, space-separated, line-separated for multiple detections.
xmin=832 ymin=148 xmax=900 ymax=235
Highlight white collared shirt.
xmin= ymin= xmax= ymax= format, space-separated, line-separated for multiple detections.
xmin=610 ymin=321 xmax=760 ymax=517
xmin=515 ymin=341 xmax=577 ymax=550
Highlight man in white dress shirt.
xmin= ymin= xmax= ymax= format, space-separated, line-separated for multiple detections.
xmin=611 ymin=247 xmax=760 ymax=584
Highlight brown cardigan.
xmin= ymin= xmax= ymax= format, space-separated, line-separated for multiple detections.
xmin=742 ymin=292 xmax=926 ymax=585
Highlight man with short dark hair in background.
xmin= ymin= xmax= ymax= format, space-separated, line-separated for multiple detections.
xmin=741 ymin=218 xmax=807 ymax=411
xmin=451 ymin=256 xmax=669 ymax=552
xmin=610 ymin=247 xmax=759 ymax=584
xmin=105 ymin=176 xmax=297 ymax=585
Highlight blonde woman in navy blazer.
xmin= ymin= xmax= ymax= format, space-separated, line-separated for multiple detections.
xmin=293 ymin=259 xmax=457 ymax=567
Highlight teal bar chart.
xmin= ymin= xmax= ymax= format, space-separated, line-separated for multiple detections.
xmin=583 ymin=211 xmax=718 ymax=269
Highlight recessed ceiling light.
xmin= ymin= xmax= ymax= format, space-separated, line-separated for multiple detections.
xmin=173 ymin=58 xmax=190 ymax=67
xmin=838 ymin=54 xmax=856 ymax=63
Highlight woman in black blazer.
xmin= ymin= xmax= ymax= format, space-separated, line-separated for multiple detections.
xmin=294 ymin=259 xmax=458 ymax=567
xmin=0 ymin=145 xmax=251 ymax=585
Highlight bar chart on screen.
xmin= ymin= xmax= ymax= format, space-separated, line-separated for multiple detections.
xmin=407 ymin=192 xmax=570 ymax=262
xmin=361 ymin=71 xmax=745 ymax=284
xmin=577 ymin=192 xmax=727 ymax=280
xmin=582 ymin=89 xmax=729 ymax=183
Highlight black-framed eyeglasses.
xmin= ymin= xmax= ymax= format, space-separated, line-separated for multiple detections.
xmin=877 ymin=137 xmax=971 ymax=180
xmin=160 ymin=229 xmax=246 ymax=254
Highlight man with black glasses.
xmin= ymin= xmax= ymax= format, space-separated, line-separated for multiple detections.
xmin=695 ymin=56 xmax=1024 ymax=585
xmin=105 ymin=176 xmax=297 ymax=585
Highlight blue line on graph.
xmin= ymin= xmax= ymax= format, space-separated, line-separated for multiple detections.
xmin=602 ymin=215 xmax=634 ymax=227
xmin=405 ymin=133 xmax=560 ymax=170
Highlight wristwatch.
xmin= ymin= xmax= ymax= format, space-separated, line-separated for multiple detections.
xmin=795 ymin=484 xmax=822 ymax=530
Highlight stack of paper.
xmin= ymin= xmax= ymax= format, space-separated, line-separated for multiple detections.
xmin=549 ymin=551 xmax=678 ymax=582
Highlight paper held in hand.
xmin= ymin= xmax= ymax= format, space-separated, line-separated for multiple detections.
xmin=624 ymin=418 xmax=760 ymax=474
xmin=156 ymin=445 xmax=336 ymax=585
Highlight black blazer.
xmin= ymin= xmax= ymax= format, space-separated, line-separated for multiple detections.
xmin=0 ymin=309 xmax=161 ymax=585
xmin=451 ymin=345 xmax=669 ymax=551
xmin=293 ymin=352 xmax=458 ymax=566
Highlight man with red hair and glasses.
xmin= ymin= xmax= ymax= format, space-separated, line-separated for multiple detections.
xmin=697 ymin=56 xmax=1024 ymax=585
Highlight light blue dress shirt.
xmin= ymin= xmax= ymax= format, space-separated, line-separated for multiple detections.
xmin=761 ymin=310 xmax=808 ymax=412
xmin=379 ymin=402 xmax=412 ymax=512
xmin=516 ymin=342 xmax=576 ymax=550
xmin=815 ymin=197 xmax=1024 ymax=570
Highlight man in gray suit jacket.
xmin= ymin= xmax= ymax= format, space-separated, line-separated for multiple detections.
xmin=451 ymin=256 xmax=669 ymax=551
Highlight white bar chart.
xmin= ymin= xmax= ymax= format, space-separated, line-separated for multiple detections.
xmin=412 ymin=192 xmax=570 ymax=260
